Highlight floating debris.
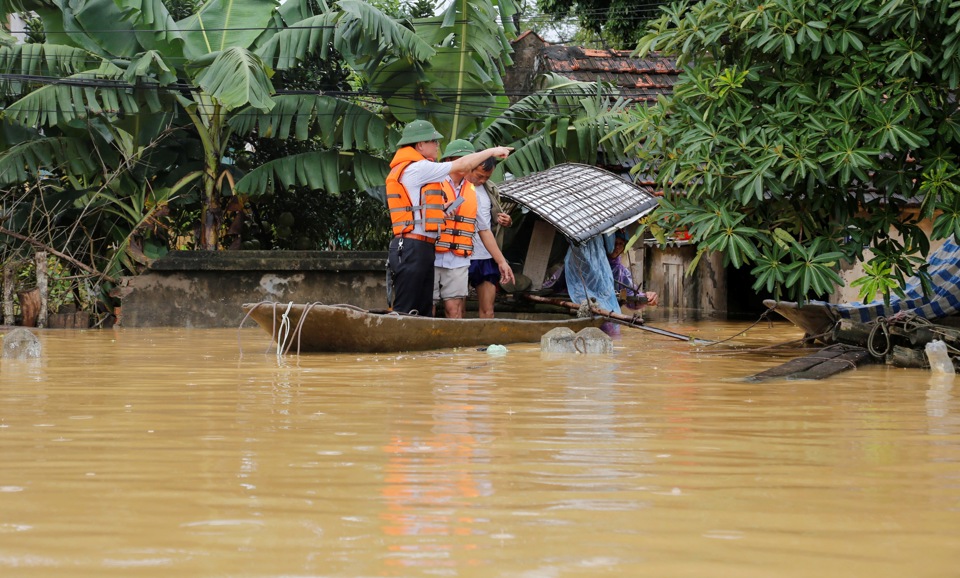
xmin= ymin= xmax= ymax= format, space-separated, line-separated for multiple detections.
xmin=2 ymin=328 xmax=41 ymax=359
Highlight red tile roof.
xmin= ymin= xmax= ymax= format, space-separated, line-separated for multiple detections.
xmin=538 ymin=45 xmax=680 ymax=103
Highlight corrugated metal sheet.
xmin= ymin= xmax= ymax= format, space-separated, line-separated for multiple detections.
xmin=497 ymin=163 xmax=659 ymax=245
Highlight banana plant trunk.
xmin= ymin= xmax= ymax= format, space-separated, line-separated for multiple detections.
xmin=200 ymin=149 xmax=220 ymax=251
xmin=198 ymin=102 xmax=225 ymax=251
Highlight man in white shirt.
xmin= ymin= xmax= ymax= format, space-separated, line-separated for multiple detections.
xmin=467 ymin=157 xmax=515 ymax=318
xmin=433 ymin=140 xmax=476 ymax=318
xmin=385 ymin=121 xmax=512 ymax=315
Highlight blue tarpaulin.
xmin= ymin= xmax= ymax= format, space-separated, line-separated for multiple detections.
xmin=828 ymin=236 xmax=960 ymax=321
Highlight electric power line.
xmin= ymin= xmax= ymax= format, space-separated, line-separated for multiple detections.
xmin=7 ymin=6 xmax=671 ymax=37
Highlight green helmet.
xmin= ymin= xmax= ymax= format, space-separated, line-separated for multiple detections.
xmin=396 ymin=120 xmax=444 ymax=147
xmin=441 ymin=139 xmax=475 ymax=159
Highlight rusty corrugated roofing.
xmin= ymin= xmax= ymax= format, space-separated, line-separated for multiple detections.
xmin=497 ymin=163 xmax=659 ymax=245
xmin=538 ymin=45 xmax=680 ymax=103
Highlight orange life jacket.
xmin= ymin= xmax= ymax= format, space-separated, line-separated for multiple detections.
xmin=385 ymin=147 xmax=448 ymax=235
xmin=436 ymin=181 xmax=478 ymax=257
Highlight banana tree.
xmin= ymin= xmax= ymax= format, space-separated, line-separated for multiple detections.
xmin=0 ymin=101 xmax=197 ymax=279
xmin=0 ymin=0 xmax=382 ymax=248
xmin=252 ymin=0 xmax=518 ymax=141
xmin=474 ymin=73 xmax=635 ymax=178
xmin=364 ymin=0 xmax=518 ymax=140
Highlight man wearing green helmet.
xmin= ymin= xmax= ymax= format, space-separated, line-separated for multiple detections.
xmin=385 ymin=120 xmax=512 ymax=315
xmin=433 ymin=139 xmax=516 ymax=318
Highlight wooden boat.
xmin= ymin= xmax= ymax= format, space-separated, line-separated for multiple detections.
xmin=764 ymin=297 xmax=960 ymax=371
xmin=241 ymin=302 xmax=605 ymax=353
xmin=764 ymin=297 xmax=960 ymax=344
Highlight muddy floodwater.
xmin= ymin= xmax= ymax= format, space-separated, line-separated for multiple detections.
xmin=1 ymin=318 xmax=958 ymax=578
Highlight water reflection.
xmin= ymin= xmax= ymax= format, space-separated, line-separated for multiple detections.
xmin=926 ymin=373 xmax=958 ymax=446
xmin=926 ymin=374 xmax=954 ymax=419
xmin=378 ymin=358 xmax=498 ymax=572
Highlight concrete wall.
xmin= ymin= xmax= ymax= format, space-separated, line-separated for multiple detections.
xmin=119 ymin=251 xmax=388 ymax=327
xmin=119 ymin=244 xmax=730 ymax=327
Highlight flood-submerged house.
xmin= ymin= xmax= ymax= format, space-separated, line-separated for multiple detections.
xmin=504 ymin=32 xmax=733 ymax=317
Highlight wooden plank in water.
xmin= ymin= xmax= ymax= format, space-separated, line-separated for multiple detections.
xmin=787 ymin=348 xmax=871 ymax=380
xmin=746 ymin=349 xmax=847 ymax=382
xmin=746 ymin=346 xmax=871 ymax=381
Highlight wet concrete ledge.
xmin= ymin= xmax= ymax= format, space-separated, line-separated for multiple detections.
xmin=120 ymin=250 xmax=389 ymax=328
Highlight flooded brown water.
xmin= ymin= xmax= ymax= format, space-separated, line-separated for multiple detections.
xmin=1 ymin=319 xmax=958 ymax=578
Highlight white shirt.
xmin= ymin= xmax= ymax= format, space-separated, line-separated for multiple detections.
xmin=399 ymin=159 xmax=453 ymax=237
xmin=434 ymin=176 xmax=472 ymax=269
xmin=470 ymin=183 xmax=493 ymax=261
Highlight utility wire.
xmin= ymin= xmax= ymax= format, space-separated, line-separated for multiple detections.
xmin=0 ymin=70 xmax=669 ymax=99
xmin=11 ymin=6 xmax=671 ymax=36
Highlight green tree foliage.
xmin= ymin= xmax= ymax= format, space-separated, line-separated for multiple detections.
xmin=476 ymin=73 xmax=634 ymax=176
xmin=404 ymin=0 xmax=435 ymax=18
xmin=537 ymin=0 xmax=666 ymax=48
xmin=20 ymin=12 xmax=45 ymax=43
xmin=161 ymin=0 xmax=199 ymax=20
xmin=616 ymin=0 xmax=960 ymax=304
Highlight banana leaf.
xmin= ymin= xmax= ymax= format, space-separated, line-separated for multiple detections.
xmin=229 ymin=94 xmax=391 ymax=151
xmin=176 ymin=0 xmax=279 ymax=60
xmin=0 ymin=136 xmax=99 ymax=185
xmin=233 ymin=149 xmax=388 ymax=196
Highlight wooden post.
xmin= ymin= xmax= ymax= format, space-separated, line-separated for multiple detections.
xmin=522 ymin=219 xmax=556 ymax=290
xmin=2 ymin=264 xmax=13 ymax=326
xmin=696 ymin=250 xmax=727 ymax=313
xmin=627 ymin=246 xmax=645 ymax=293
xmin=35 ymin=251 xmax=48 ymax=328
xmin=18 ymin=288 xmax=40 ymax=327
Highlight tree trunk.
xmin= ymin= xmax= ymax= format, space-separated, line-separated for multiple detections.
xmin=2 ymin=265 xmax=13 ymax=326
xmin=18 ymin=288 xmax=40 ymax=327
xmin=35 ymin=251 xmax=48 ymax=328
xmin=199 ymin=105 xmax=223 ymax=251
xmin=200 ymin=165 xmax=219 ymax=250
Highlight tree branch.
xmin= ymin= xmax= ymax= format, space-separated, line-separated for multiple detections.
xmin=0 ymin=226 xmax=117 ymax=284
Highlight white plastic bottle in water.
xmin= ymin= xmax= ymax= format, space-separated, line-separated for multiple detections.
xmin=925 ymin=339 xmax=955 ymax=374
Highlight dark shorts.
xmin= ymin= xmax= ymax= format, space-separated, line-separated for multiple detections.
xmin=388 ymin=236 xmax=435 ymax=315
xmin=468 ymin=258 xmax=500 ymax=288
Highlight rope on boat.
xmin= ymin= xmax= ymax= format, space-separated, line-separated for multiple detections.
xmin=283 ymin=301 xmax=325 ymax=356
xmin=237 ymin=299 xmax=283 ymax=358
xmin=277 ymin=302 xmax=431 ymax=355
xmin=694 ymin=305 xmax=839 ymax=356
xmin=867 ymin=317 xmax=892 ymax=358
xmin=277 ymin=301 xmax=294 ymax=357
